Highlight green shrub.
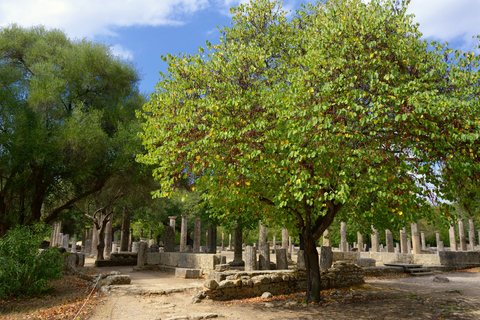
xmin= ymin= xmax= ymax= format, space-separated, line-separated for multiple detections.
xmin=0 ymin=223 xmax=64 ymax=298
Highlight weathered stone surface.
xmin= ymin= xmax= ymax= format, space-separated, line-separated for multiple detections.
xmin=449 ymin=226 xmax=457 ymax=251
xmin=180 ymin=214 xmax=188 ymax=252
xmin=137 ymin=242 xmax=148 ymax=267
xmin=323 ymin=229 xmax=331 ymax=247
xmin=175 ymin=268 xmax=201 ymax=279
xmin=275 ymin=248 xmax=288 ymax=270
xmin=164 ymin=226 xmax=175 ymax=252
xmin=201 ymin=263 xmax=364 ymax=301
xmin=340 ymin=222 xmax=348 ymax=252
xmin=215 ymin=264 xmax=230 ymax=272
xmin=433 ymin=276 xmax=450 ymax=283
xmin=259 ymin=241 xmax=270 ymax=270
xmin=203 ymin=279 xmax=218 ymax=290
xmin=106 ymin=252 xmax=137 ymax=266
xmin=319 ymin=246 xmax=333 ymax=269
xmin=146 ymin=252 xmax=221 ymax=271
xmin=245 ymin=246 xmax=257 ymax=271
xmin=105 ymin=275 xmax=131 ymax=285
xmin=296 ymin=250 xmax=305 ymax=269
xmin=356 ymin=258 xmax=375 ymax=267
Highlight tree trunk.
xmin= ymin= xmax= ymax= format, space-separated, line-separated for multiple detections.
xmin=96 ymin=211 xmax=110 ymax=261
xmin=120 ymin=206 xmax=131 ymax=251
xmin=304 ymin=233 xmax=321 ymax=302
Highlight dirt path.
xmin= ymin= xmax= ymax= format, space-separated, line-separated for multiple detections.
xmin=88 ymin=270 xmax=480 ymax=320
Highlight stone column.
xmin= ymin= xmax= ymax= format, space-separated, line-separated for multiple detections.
xmin=71 ymin=237 xmax=77 ymax=253
xmin=400 ymin=228 xmax=408 ymax=254
xmin=206 ymin=224 xmax=217 ymax=254
xmin=91 ymin=225 xmax=98 ymax=257
xmin=180 ymin=214 xmax=188 ymax=252
xmin=112 ymin=242 xmax=118 ymax=254
xmin=394 ymin=243 xmax=400 ymax=253
xmin=319 ymin=246 xmax=333 ymax=269
xmin=458 ymin=219 xmax=467 ymax=251
xmin=282 ymin=229 xmax=288 ymax=249
xmin=132 ymin=242 xmax=139 ymax=253
xmin=193 ymin=217 xmax=201 ymax=253
xmin=289 ymin=236 xmax=293 ymax=254
xmin=259 ymin=241 xmax=270 ymax=270
xmin=164 ymin=226 xmax=175 ymax=252
xmin=245 ymin=246 xmax=257 ymax=271
xmin=128 ymin=228 xmax=134 ymax=252
xmin=297 ymin=250 xmax=305 ymax=269
xmin=323 ymin=229 xmax=331 ymax=247
xmin=84 ymin=228 xmax=91 ymax=255
xmin=469 ymin=219 xmax=476 ymax=250
xmin=230 ymin=221 xmax=244 ymax=266
xmin=221 ymin=232 xmax=225 ymax=251
xmin=169 ymin=216 xmax=176 ymax=230
xmin=435 ymin=231 xmax=443 ymax=251
xmin=49 ymin=222 xmax=56 ymax=247
xmin=275 ymin=248 xmax=288 ymax=270
xmin=137 ymin=242 xmax=148 ymax=267
xmin=371 ymin=227 xmax=379 ymax=252
xmin=81 ymin=228 xmax=87 ymax=252
xmin=272 ymin=236 xmax=276 ymax=252
xmin=411 ymin=222 xmax=421 ymax=254
xmin=449 ymin=224 xmax=458 ymax=251
xmin=357 ymin=232 xmax=364 ymax=252
xmin=228 ymin=234 xmax=232 ymax=251
xmin=420 ymin=232 xmax=426 ymax=251
xmin=50 ymin=221 xmax=61 ymax=247
xmin=385 ymin=229 xmax=394 ymax=253
xmin=258 ymin=221 xmax=269 ymax=269
xmin=340 ymin=222 xmax=348 ymax=252
xmin=259 ymin=221 xmax=266 ymax=243
xmin=407 ymin=238 xmax=411 ymax=253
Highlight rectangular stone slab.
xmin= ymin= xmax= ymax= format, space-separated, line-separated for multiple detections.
xmin=175 ymin=268 xmax=201 ymax=279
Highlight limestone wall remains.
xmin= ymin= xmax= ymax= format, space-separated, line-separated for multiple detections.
xmin=202 ymin=262 xmax=364 ymax=301
xmin=146 ymin=252 xmax=221 ymax=271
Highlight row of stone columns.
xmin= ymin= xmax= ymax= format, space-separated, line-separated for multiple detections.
xmin=334 ymin=218 xmax=478 ymax=253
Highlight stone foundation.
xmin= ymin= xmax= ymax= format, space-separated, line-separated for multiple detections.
xmin=146 ymin=252 xmax=221 ymax=272
xmin=202 ymin=262 xmax=364 ymax=301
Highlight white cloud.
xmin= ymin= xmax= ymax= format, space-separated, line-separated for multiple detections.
xmin=407 ymin=0 xmax=480 ymax=52
xmin=0 ymin=0 xmax=210 ymax=39
xmin=110 ymin=44 xmax=133 ymax=60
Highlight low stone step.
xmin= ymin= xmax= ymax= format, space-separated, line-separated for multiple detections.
xmin=175 ymin=268 xmax=201 ymax=279
xmin=406 ymin=268 xmax=431 ymax=273
xmin=409 ymin=272 xmax=435 ymax=277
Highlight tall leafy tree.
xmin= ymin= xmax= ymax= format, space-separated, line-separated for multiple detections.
xmin=139 ymin=0 xmax=480 ymax=302
xmin=0 ymin=25 xmax=144 ymax=235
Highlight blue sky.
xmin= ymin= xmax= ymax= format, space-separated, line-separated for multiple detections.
xmin=1 ymin=0 xmax=479 ymax=97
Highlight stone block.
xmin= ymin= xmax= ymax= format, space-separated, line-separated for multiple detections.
xmin=215 ymin=264 xmax=230 ymax=272
xmin=319 ymin=246 xmax=333 ymax=269
xmin=203 ymin=279 xmax=218 ymax=290
xmin=105 ymin=275 xmax=131 ymax=285
xmin=356 ymin=258 xmax=376 ymax=267
xmin=175 ymin=268 xmax=201 ymax=279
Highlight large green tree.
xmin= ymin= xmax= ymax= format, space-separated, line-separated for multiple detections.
xmin=139 ymin=0 xmax=480 ymax=302
xmin=0 ymin=25 xmax=144 ymax=235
